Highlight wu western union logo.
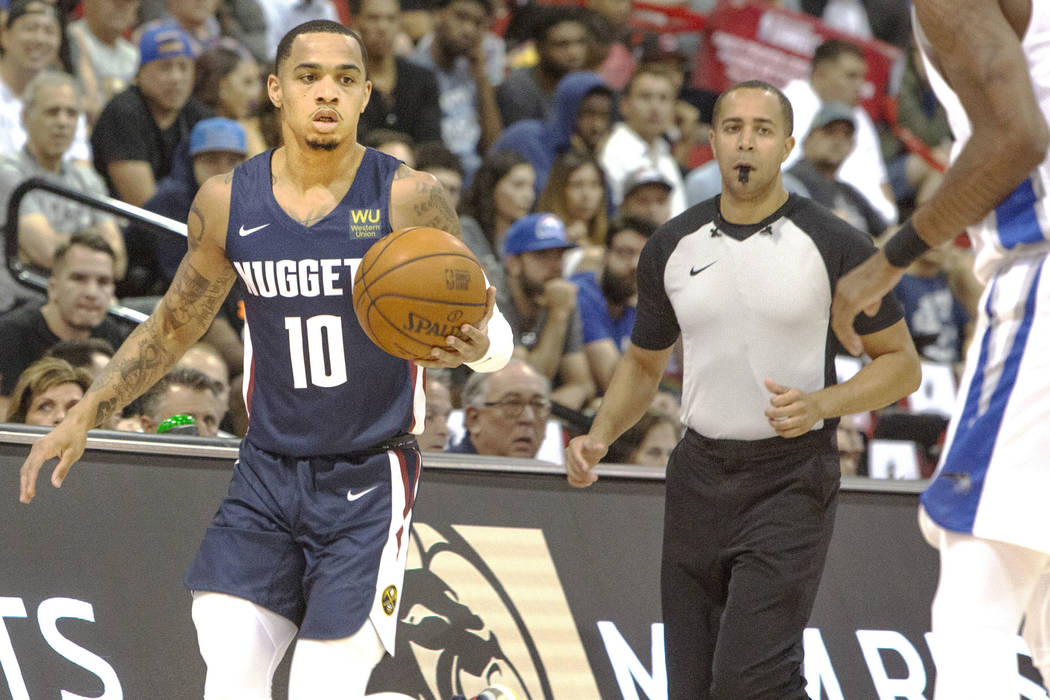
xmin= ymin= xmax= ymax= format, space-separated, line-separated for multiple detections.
xmin=350 ymin=209 xmax=382 ymax=238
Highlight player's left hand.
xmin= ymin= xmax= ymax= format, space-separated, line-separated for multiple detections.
xmin=416 ymin=286 xmax=496 ymax=369
xmin=831 ymin=250 xmax=904 ymax=356
xmin=764 ymin=378 xmax=824 ymax=438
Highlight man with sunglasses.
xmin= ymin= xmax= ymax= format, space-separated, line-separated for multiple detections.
xmin=450 ymin=359 xmax=551 ymax=459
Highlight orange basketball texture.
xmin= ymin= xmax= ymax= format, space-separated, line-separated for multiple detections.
xmin=353 ymin=227 xmax=488 ymax=360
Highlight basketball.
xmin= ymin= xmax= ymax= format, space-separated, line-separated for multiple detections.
xmin=353 ymin=227 xmax=489 ymax=360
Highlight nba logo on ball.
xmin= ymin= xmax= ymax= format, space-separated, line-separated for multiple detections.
xmin=353 ymin=227 xmax=488 ymax=360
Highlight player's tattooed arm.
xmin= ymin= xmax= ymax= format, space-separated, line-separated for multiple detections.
xmin=87 ymin=178 xmax=237 ymax=426
xmin=390 ymin=165 xmax=462 ymax=238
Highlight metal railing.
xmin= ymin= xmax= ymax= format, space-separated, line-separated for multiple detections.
xmin=3 ymin=176 xmax=189 ymax=325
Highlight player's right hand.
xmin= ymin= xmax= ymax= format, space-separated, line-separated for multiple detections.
xmin=566 ymin=434 xmax=607 ymax=488
xmin=19 ymin=415 xmax=90 ymax=503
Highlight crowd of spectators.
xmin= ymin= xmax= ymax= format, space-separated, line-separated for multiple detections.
xmin=0 ymin=0 xmax=968 ymax=476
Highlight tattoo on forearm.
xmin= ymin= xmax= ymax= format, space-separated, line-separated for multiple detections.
xmin=411 ymin=182 xmax=460 ymax=234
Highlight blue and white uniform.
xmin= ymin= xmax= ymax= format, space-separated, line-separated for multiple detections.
xmin=916 ymin=6 xmax=1050 ymax=555
xmin=186 ymin=148 xmax=424 ymax=651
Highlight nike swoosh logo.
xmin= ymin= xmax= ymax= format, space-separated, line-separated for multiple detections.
xmin=239 ymin=223 xmax=270 ymax=237
xmin=347 ymin=485 xmax=379 ymax=502
xmin=690 ymin=261 xmax=716 ymax=276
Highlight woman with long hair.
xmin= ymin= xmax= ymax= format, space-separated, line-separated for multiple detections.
xmin=6 ymin=357 xmax=93 ymax=426
xmin=459 ymin=150 xmax=536 ymax=291
xmin=193 ymin=43 xmax=268 ymax=156
xmin=537 ymin=150 xmax=609 ymax=274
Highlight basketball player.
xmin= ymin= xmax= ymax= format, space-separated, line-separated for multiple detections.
xmin=19 ymin=20 xmax=513 ymax=699
xmin=830 ymin=0 xmax=1050 ymax=696
xmin=565 ymin=80 xmax=920 ymax=699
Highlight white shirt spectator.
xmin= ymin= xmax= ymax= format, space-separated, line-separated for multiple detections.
xmin=782 ymin=78 xmax=897 ymax=223
xmin=599 ymin=122 xmax=687 ymax=218
xmin=0 ymin=80 xmax=92 ymax=162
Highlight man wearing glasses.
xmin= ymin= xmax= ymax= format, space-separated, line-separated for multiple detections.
xmin=449 ymin=359 xmax=551 ymax=459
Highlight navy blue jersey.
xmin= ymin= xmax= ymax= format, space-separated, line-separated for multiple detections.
xmin=226 ymin=148 xmax=425 ymax=456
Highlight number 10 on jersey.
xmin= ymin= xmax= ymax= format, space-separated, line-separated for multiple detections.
xmin=284 ymin=315 xmax=348 ymax=388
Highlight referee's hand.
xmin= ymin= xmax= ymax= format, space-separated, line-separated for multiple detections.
xmin=566 ymin=435 xmax=606 ymax=488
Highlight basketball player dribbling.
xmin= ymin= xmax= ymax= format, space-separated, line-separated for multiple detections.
xmin=19 ymin=20 xmax=513 ymax=699
xmin=831 ymin=1 xmax=1050 ymax=696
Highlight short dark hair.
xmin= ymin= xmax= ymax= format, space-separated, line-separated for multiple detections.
xmin=52 ymin=232 xmax=115 ymax=273
xmin=606 ymin=215 xmax=657 ymax=248
xmin=44 ymin=338 xmax=115 ymax=368
xmin=811 ymin=39 xmax=865 ymax=71
xmin=363 ymin=128 xmax=414 ymax=151
xmin=530 ymin=5 xmax=592 ymax=44
xmin=711 ymin=79 xmax=794 ymax=136
xmin=415 ymin=140 xmax=464 ymax=177
xmin=274 ymin=20 xmax=369 ymax=80
xmin=140 ymin=366 xmax=224 ymax=421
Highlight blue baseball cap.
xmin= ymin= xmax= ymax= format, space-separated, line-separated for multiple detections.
xmin=189 ymin=118 xmax=247 ymax=157
xmin=503 ymin=213 xmax=575 ymax=256
xmin=138 ymin=25 xmax=196 ymax=69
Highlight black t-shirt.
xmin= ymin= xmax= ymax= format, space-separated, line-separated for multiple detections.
xmin=91 ymin=86 xmax=211 ymax=195
xmin=0 ymin=301 xmax=133 ymax=395
xmin=358 ymin=57 xmax=442 ymax=145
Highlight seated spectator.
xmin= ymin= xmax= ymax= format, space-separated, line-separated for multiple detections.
xmin=129 ymin=117 xmax=247 ymax=286
xmin=883 ymin=43 xmax=950 ymax=215
xmin=91 ymin=24 xmax=210 ymax=207
xmin=599 ymin=65 xmax=687 ymax=217
xmin=419 ymin=370 xmax=453 ymax=451
xmin=174 ymin=341 xmax=231 ymax=412
xmin=138 ymin=365 xmax=226 ymax=436
xmin=408 ymin=0 xmax=503 ymax=182
xmin=415 ymin=140 xmax=464 ymax=209
xmin=459 ymin=150 xmax=535 ymax=291
xmin=262 ymin=0 xmax=341 ymax=62
xmin=363 ymin=128 xmax=416 ymax=166
xmin=782 ymin=38 xmax=898 ymax=224
xmin=449 ymin=358 xmax=551 ymax=458
xmin=893 ymin=245 xmax=972 ymax=364
xmin=570 ymin=215 xmax=655 ymax=395
xmin=604 ymin=411 xmax=681 ymax=467
xmin=353 ymin=0 xmax=442 ymax=146
xmin=536 ymin=149 xmax=609 ymax=274
xmin=496 ymin=5 xmax=593 ymax=126
xmin=499 ymin=213 xmax=595 ymax=410
xmin=490 ymin=71 xmax=613 ymax=197
xmin=0 ymin=233 xmax=130 ymax=399
xmin=619 ymin=165 xmax=673 ymax=226
xmin=0 ymin=71 xmax=127 ymax=278
xmin=43 ymin=337 xmax=115 ymax=378
xmin=787 ymin=102 xmax=889 ymax=236
xmin=0 ymin=0 xmax=93 ymax=162
xmin=67 ymin=0 xmax=140 ymax=126
xmin=192 ymin=43 xmax=266 ymax=157
xmin=4 ymin=356 xmax=92 ymax=426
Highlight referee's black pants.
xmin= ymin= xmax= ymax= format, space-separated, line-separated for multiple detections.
xmin=661 ymin=428 xmax=840 ymax=700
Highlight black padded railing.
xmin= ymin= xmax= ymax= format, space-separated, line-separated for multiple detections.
xmin=3 ymin=176 xmax=189 ymax=325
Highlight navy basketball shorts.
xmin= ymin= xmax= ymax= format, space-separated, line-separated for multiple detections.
xmin=661 ymin=429 xmax=840 ymax=700
xmin=185 ymin=438 xmax=421 ymax=651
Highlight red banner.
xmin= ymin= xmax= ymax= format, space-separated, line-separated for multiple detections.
xmin=690 ymin=0 xmax=902 ymax=122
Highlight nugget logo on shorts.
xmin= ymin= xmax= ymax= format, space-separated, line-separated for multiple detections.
xmin=382 ymin=585 xmax=398 ymax=615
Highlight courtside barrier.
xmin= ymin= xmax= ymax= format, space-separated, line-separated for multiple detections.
xmin=1 ymin=427 xmax=1045 ymax=699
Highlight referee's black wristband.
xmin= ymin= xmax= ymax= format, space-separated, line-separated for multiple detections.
xmin=883 ymin=219 xmax=931 ymax=268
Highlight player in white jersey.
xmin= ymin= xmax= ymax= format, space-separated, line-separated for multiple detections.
xmin=831 ymin=0 xmax=1050 ymax=696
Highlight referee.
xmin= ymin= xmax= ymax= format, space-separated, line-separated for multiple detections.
xmin=566 ymin=80 xmax=921 ymax=699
